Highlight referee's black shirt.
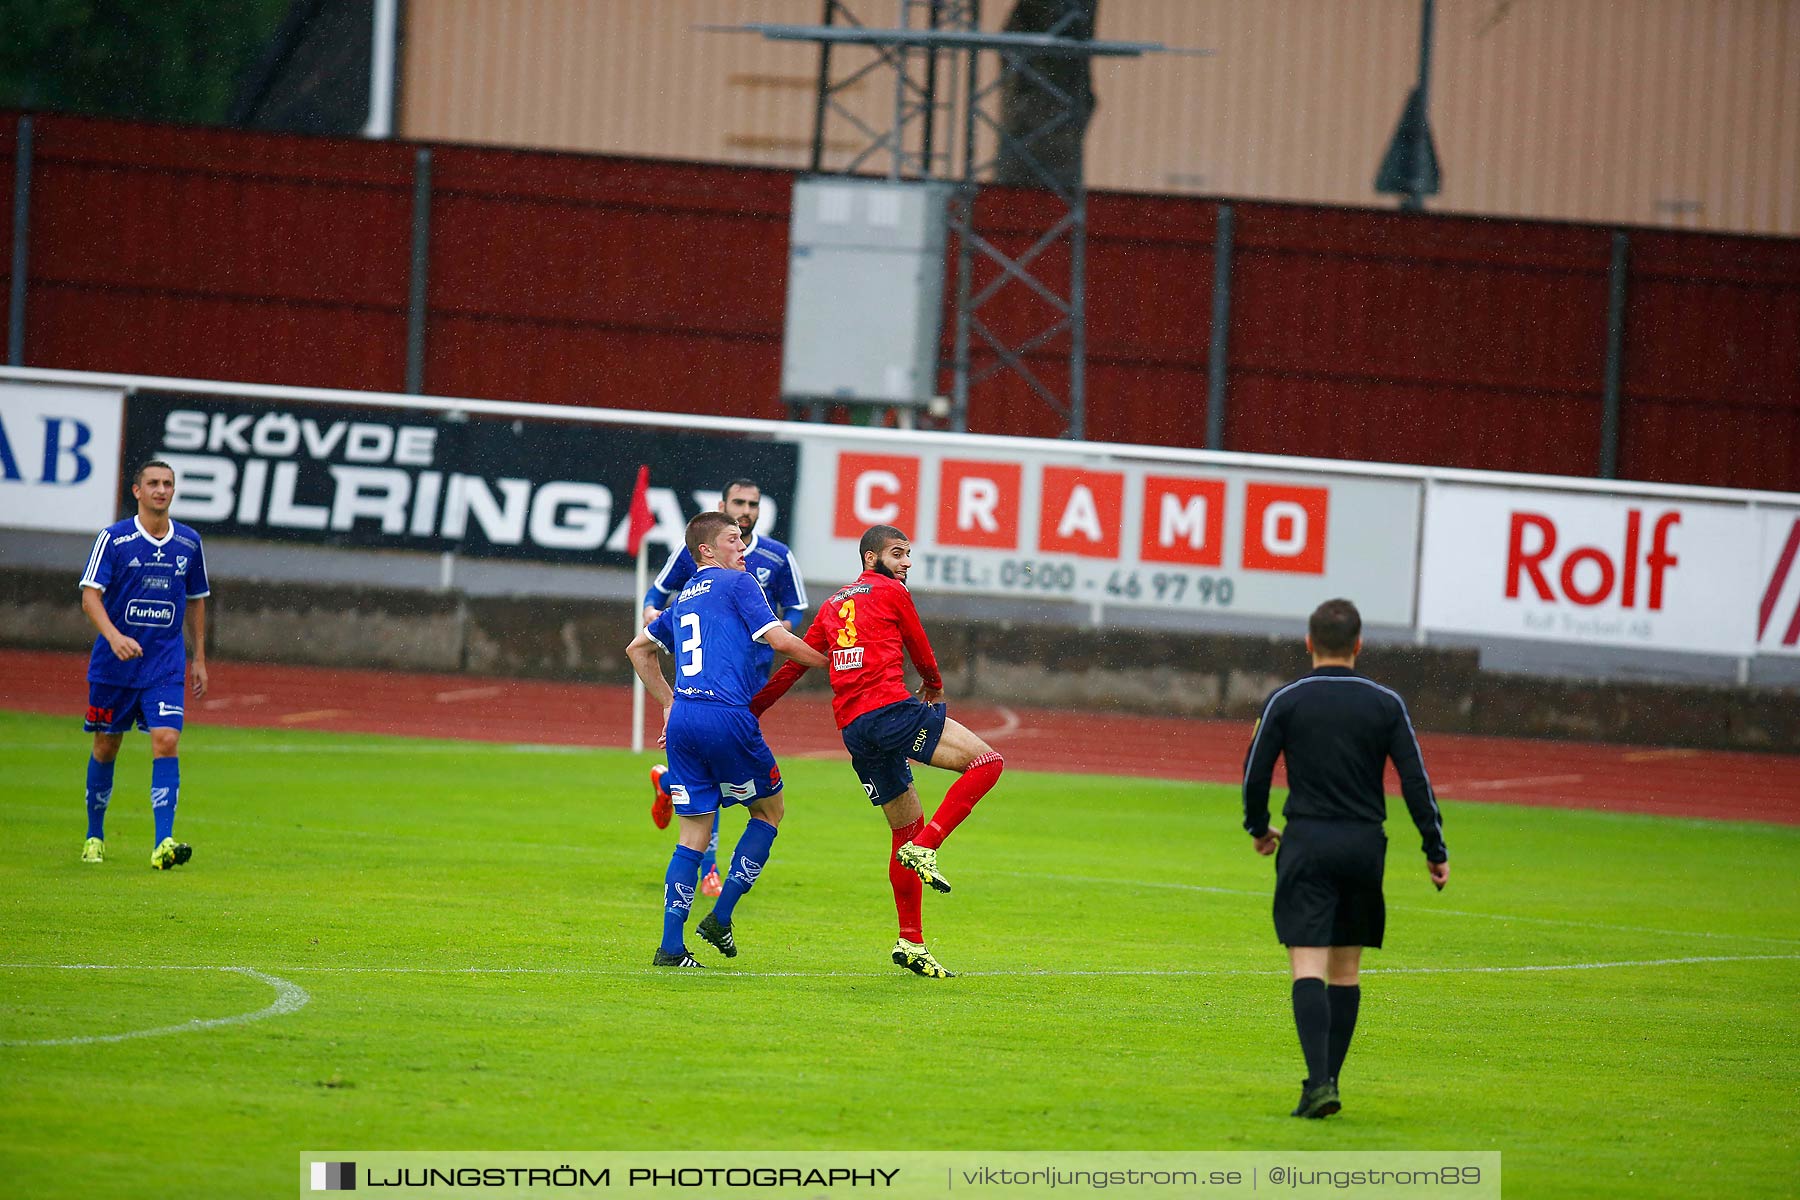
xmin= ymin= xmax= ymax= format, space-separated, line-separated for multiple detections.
xmin=1241 ymin=666 xmax=1448 ymax=862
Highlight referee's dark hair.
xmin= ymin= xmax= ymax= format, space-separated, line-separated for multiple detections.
xmin=1308 ymin=598 xmax=1361 ymax=656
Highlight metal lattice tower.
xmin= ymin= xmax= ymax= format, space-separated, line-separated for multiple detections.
xmin=735 ymin=2 xmax=1177 ymax=438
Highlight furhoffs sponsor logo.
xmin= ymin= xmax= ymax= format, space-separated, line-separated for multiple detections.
xmin=309 ymin=1161 xmax=355 ymax=1190
xmin=124 ymin=599 xmax=176 ymax=627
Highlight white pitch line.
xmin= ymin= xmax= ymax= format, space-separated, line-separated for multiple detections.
xmin=1622 ymin=748 xmax=1701 ymax=763
xmin=1362 ymin=954 xmax=1800 ymax=976
xmin=6 ymin=956 xmax=1794 ymax=985
xmin=995 ymin=870 xmax=1800 ymax=946
xmin=791 ymin=703 xmax=1019 ymax=758
xmin=0 ymin=741 xmax=597 ymax=755
xmin=276 ymin=709 xmax=349 ymax=725
xmin=1449 ymin=773 xmax=1586 ymax=791
xmin=201 ymin=693 xmax=267 ymax=711
xmin=960 ymin=954 xmax=1800 ymax=979
xmin=972 ymin=705 xmax=1022 ymax=740
xmin=434 ymin=685 xmax=505 ymax=702
xmin=0 ymin=965 xmax=310 ymax=1047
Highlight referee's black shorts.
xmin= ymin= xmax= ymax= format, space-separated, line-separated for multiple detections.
xmin=1272 ymin=818 xmax=1387 ymax=948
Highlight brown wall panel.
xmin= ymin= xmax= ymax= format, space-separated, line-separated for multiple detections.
xmin=0 ymin=117 xmax=15 ymax=348
xmin=3 ymin=113 xmax=1796 ymax=490
xmin=426 ymin=317 xmax=783 ymax=420
xmin=19 ymin=115 xmax=415 ymax=388
xmin=426 ymin=193 xmax=787 ymax=331
xmin=1087 ymin=193 xmax=1220 ymax=368
xmin=1620 ymin=231 xmax=1800 ymax=489
xmin=1082 ymin=363 xmax=1211 ymax=448
xmin=421 ymin=146 xmax=792 ymax=406
xmin=1220 ymin=204 xmax=1616 ymax=471
xmin=1225 ymin=375 xmax=1602 ymax=477
xmin=964 ymin=367 xmax=1078 ymax=443
xmin=27 ymin=287 xmax=408 ymax=391
xmin=1621 ymin=398 xmax=1800 ymax=492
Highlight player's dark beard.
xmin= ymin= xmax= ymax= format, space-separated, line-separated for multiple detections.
xmin=871 ymin=559 xmax=897 ymax=579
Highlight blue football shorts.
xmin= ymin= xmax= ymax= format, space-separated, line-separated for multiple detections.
xmin=840 ymin=698 xmax=947 ymax=806
xmin=85 ymin=681 xmax=187 ymax=734
xmin=664 ymin=702 xmax=783 ymax=818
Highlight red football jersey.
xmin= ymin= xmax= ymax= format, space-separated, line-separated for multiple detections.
xmin=753 ymin=570 xmax=943 ymax=729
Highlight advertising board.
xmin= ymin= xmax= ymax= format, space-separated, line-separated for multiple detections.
xmin=0 ymin=382 xmax=125 ymax=533
xmin=1418 ymin=483 xmax=1758 ymax=655
xmin=124 ymin=391 xmax=799 ymax=566
xmin=790 ymin=441 xmax=1422 ymax=624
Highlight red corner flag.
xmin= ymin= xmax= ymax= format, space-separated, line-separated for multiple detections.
xmin=625 ymin=465 xmax=655 ymax=555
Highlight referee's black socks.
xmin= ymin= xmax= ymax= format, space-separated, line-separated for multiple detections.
xmin=1327 ymin=984 xmax=1361 ymax=1082
xmin=1291 ymin=978 xmax=1332 ymax=1087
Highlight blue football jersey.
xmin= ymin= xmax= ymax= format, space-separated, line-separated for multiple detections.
xmin=80 ymin=517 xmax=210 ymax=688
xmin=646 ymin=532 xmax=807 ymax=626
xmin=645 ymin=567 xmax=781 ymax=708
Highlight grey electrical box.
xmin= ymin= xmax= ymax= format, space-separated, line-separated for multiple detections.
xmin=781 ymin=176 xmax=954 ymax=406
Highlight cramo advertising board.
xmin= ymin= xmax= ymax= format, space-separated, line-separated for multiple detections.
xmin=789 ymin=440 xmax=1422 ymax=625
xmin=1418 ymin=483 xmax=1758 ymax=656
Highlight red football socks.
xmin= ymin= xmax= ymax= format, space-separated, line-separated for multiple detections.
xmin=916 ymin=752 xmax=1004 ymax=850
xmin=890 ymin=818 xmax=924 ymax=942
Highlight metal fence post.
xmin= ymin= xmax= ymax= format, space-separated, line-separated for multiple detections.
xmin=1206 ymin=203 xmax=1234 ymax=451
xmin=9 ymin=115 xmax=33 ymax=367
xmin=1600 ymin=230 xmax=1629 ymax=479
xmin=405 ymin=147 xmax=433 ymax=395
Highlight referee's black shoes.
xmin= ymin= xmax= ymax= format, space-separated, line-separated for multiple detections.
xmin=1291 ymin=1079 xmax=1342 ymax=1119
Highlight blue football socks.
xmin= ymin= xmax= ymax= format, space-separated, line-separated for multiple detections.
xmin=150 ymin=757 xmax=179 ymax=845
xmin=85 ymin=756 xmax=115 ymax=840
xmin=713 ymin=817 xmax=778 ymax=925
xmin=661 ymin=844 xmax=705 ymax=954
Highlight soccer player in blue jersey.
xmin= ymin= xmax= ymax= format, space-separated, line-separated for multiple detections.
xmin=77 ymin=460 xmax=210 ymax=869
xmin=642 ymin=478 xmax=808 ymax=896
xmin=626 ymin=511 xmax=827 ymax=968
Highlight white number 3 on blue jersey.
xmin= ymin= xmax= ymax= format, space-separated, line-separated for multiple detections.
xmin=678 ymin=612 xmax=703 ymax=676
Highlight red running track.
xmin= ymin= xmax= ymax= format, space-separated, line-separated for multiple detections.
xmin=4 ymin=649 xmax=1796 ymax=824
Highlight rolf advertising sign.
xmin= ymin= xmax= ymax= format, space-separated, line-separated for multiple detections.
xmin=1418 ymin=483 xmax=1758 ymax=656
xmin=789 ymin=441 xmax=1422 ymax=624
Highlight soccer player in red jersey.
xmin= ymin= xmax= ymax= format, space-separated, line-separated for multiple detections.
xmin=751 ymin=525 xmax=1004 ymax=978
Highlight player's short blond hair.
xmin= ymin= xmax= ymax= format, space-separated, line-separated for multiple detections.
xmin=686 ymin=511 xmax=736 ymax=560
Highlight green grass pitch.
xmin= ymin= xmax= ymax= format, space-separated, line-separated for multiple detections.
xmin=2 ymin=710 xmax=1797 ymax=1199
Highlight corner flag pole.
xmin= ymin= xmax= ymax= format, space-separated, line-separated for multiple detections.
xmin=631 ymin=538 xmax=647 ymax=754
xmin=625 ymin=464 xmax=655 ymax=755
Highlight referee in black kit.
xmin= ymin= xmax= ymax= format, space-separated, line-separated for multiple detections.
xmin=1242 ymin=598 xmax=1449 ymax=1120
